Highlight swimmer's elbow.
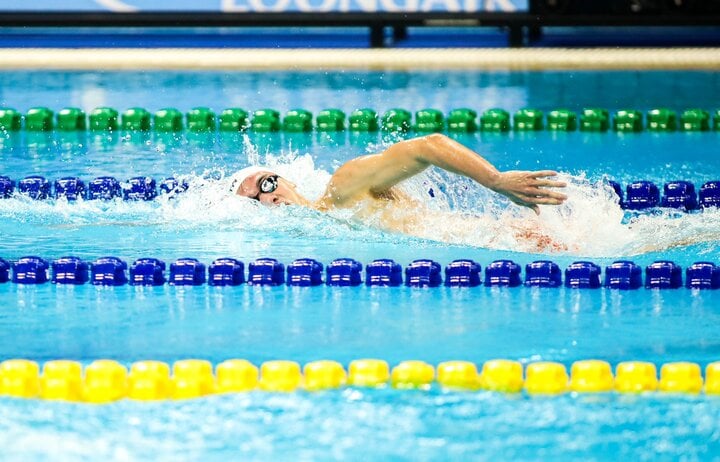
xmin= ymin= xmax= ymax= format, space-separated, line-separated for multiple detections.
xmin=401 ymin=133 xmax=449 ymax=150
xmin=422 ymin=133 xmax=451 ymax=144
xmin=407 ymin=133 xmax=453 ymax=162
xmin=387 ymin=134 xmax=449 ymax=165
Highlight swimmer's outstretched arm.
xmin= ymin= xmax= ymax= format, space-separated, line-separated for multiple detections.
xmin=320 ymin=133 xmax=567 ymax=213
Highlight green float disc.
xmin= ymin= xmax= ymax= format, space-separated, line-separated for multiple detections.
xmin=480 ymin=109 xmax=510 ymax=132
xmin=122 ymin=108 xmax=151 ymax=131
xmin=219 ymin=108 xmax=249 ymax=132
xmin=0 ymin=108 xmax=22 ymax=131
xmin=154 ymin=108 xmax=184 ymax=132
xmin=89 ymin=107 xmax=119 ymax=131
xmin=187 ymin=107 xmax=216 ymax=132
xmin=680 ymin=109 xmax=710 ymax=132
xmin=381 ymin=108 xmax=412 ymax=132
xmin=349 ymin=109 xmax=379 ymax=132
xmin=414 ymin=109 xmax=444 ymax=133
xmin=514 ymin=109 xmax=544 ymax=131
xmin=251 ymin=109 xmax=281 ymax=132
xmin=316 ymin=109 xmax=345 ymax=132
xmin=579 ymin=108 xmax=609 ymax=132
xmin=613 ymin=110 xmax=643 ymax=133
xmin=646 ymin=108 xmax=677 ymax=132
xmin=57 ymin=108 xmax=87 ymax=131
xmin=283 ymin=109 xmax=313 ymax=133
xmin=447 ymin=108 xmax=478 ymax=133
xmin=25 ymin=107 xmax=54 ymax=131
xmin=547 ymin=109 xmax=577 ymax=131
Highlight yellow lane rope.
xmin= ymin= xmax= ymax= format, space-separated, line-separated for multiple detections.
xmin=0 ymin=358 xmax=717 ymax=402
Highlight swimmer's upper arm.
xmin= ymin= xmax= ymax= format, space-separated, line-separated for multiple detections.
xmin=321 ymin=137 xmax=431 ymax=205
xmin=320 ymin=133 xmax=566 ymax=213
xmin=321 ymin=133 xmax=506 ymax=206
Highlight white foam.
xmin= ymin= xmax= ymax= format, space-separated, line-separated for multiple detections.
xmin=334 ymin=168 xmax=720 ymax=256
xmin=2 ymin=157 xmax=719 ymax=257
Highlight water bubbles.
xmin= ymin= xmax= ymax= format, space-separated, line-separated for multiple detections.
xmin=377 ymin=170 xmax=720 ymax=256
xmin=1 ymin=157 xmax=719 ymax=257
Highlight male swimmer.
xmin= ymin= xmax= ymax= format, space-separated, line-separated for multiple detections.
xmin=229 ymin=134 xmax=568 ymax=251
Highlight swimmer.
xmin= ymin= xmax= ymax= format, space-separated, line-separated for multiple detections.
xmin=230 ymin=134 xmax=568 ymax=251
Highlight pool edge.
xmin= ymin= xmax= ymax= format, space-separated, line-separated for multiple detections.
xmin=1 ymin=47 xmax=720 ymax=70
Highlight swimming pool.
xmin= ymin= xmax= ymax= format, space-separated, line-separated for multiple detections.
xmin=1 ymin=69 xmax=720 ymax=460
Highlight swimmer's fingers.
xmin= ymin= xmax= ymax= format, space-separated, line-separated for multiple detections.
xmin=508 ymin=196 xmax=540 ymax=215
xmin=515 ymin=185 xmax=567 ymax=201
xmin=530 ymin=171 xmax=567 ymax=190
xmin=526 ymin=195 xmax=566 ymax=205
xmin=529 ymin=170 xmax=560 ymax=179
xmin=532 ymin=178 xmax=567 ymax=189
xmin=529 ymin=188 xmax=568 ymax=201
xmin=514 ymin=194 xmax=564 ymax=206
xmin=510 ymin=193 xmax=565 ymax=215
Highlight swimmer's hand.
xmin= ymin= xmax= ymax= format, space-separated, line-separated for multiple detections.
xmin=491 ymin=170 xmax=568 ymax=215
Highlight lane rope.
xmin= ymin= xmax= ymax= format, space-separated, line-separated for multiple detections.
xmin=1 ymin=106 xmax=718 ymax=134
xmin=1 ymin=256 xmax=719 ymax=289
xmin=0 ymin=358 xmax=716 ymax=402
xmin=1 ymin=174 xmax=719 ymax=212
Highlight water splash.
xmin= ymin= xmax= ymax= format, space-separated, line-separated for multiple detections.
xmin=0 ymin=156 xmax=719 ymax=257
xmin=403 ymin=171 xmax=720 ymax=257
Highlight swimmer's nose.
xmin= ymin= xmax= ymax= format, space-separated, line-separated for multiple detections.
xmin=261 ymin=194 xmax=289 ymax=206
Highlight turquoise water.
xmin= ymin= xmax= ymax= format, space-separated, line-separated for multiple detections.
xmin=1 ymin=70 xmax=720 ymax=460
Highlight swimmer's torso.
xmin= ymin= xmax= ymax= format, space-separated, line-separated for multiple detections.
xmin=350 ymin=188 xmax=424 ymax=234
xmin=317 ymin=185 xmax=566 ymax=253
xmin=322 ymin=186 xmax=481 ymax=242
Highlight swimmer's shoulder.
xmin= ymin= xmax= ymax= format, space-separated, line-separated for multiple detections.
xmin=316 ymin=185 xmax=414 ymax=211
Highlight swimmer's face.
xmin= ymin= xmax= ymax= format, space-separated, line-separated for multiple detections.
xmin=234 ymin=171 xmax=306 ymax=206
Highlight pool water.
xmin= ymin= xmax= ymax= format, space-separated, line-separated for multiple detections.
xmin=1 ymin=69 xmax=720 ymax=460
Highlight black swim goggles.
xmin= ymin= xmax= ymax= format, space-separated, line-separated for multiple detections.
xmin=254 ymin=174 xmax=279 ymax=199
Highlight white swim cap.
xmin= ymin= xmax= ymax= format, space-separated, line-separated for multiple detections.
xmin=228 ymin=166 xmax=275 ymax=194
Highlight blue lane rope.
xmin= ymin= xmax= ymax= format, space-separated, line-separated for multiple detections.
xmin=1 ymin=175 xmax=720 ymax=210
xmin=1 ymin=256 xmax=719 ymax=289
xmin=0 ymin=175 xmax=186 ymax=201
